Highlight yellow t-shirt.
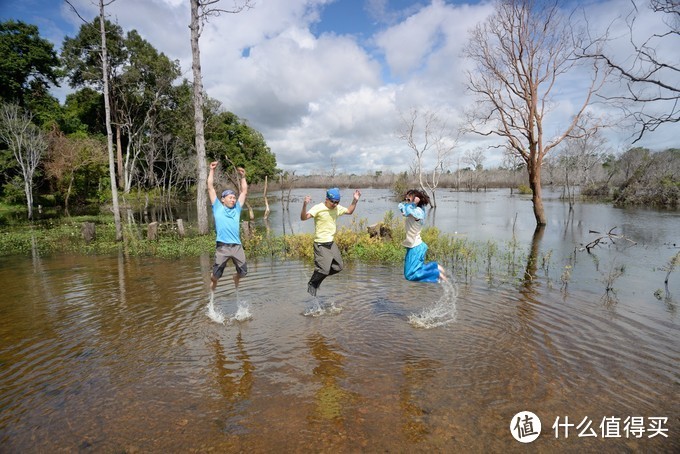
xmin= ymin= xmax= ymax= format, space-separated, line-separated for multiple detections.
xmin=308 ymin=203 xmax=348 ymax=243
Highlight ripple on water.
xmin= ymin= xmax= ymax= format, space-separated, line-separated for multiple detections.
xmin=0 ymin=255 xmax=678 ymax=452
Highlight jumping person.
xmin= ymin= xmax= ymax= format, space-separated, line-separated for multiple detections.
xmin=301 ymin=187 xmax=361 ymax=296
xmin=398 ymin=189 xmax=447 ymax=283
xmin=207 ymin=161 xmax=248 ymax=291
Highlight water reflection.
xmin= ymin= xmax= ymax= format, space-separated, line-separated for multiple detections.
xmin=1 ymin=190 xmax=679 ymax=451
xmin=400 ymin=355 xmax=440 ymax=442
xmin=212 ymin=331 xmax=254 ymax=434
xmin=307 ymin=333 xmax=355 ymax=424
xmin=522 ymin=225 xmax=545 ymax=294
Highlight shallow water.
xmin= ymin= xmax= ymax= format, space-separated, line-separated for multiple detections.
xmin=1 ymin=190 xmax=679 ymax=451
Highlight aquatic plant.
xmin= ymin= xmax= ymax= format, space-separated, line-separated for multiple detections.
xmin=662 ymin=251 xmax=680 ymax=287
xmin=0 ymin=214 xmax=638 ymax=294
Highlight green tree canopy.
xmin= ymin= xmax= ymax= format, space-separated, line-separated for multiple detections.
xmin=206 ymin=110 xmax=278 ymax=184
xmin=61 ymin=88 xmax=106 ymax=135
xmin=61 ymin=18 xmax=126 ymax=89
xmin=0 ymin=20 xmax=60 ymax=106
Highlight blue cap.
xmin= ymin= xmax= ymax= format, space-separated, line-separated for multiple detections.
xmin=326 ymin=188 xmax=340 ymax=202
xmin=221 ymin=189 xmax=235 ymax=198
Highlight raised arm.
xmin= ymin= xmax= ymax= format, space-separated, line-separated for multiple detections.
xmin=301 ymin=195 xmax=313 ymax=221
xmin=207 ymin=161 xmax=218 ymax=205
xmin=236 ymin=167 xmax=247 ymax=206
xmin=345 ymin=189 xmax=361 ymax=215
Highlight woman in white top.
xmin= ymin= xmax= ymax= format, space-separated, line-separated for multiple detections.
xmin=398 ymin=189 xmax=447 ymax=283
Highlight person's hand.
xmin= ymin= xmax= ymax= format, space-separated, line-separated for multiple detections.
xmin=236 ymin=167 xmax=246 ymax=177
xmin=304 ymin=195 xmax=311 ymax=204
xmin=209 ymin=161 xmax=218 ymax=170
xmin=414 ymin=196 xmax=420 ymax=205
xmin=353 ymin=189 xmax=361 ymax=200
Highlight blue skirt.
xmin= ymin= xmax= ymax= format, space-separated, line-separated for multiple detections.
xmin=404 ymin=242 xmax=440 ymax=283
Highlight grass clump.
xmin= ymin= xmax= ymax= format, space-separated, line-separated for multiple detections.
xmin=0 ymin=213 xmax=541 ymax=285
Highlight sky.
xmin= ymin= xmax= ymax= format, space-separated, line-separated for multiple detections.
xmin=1 ymin=0 xmax=677 ymax=174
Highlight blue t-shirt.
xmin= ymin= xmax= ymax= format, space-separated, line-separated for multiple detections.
xmin=212 ymin=198 xmax=242 ymax=244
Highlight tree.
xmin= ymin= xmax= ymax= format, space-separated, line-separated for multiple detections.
xmin=44 ymin=129 xmax=107 ymax=211
xmin=554 ymin=114 xmax=609 ymax=208
xmin=0 ymin=20 xmax=60 ymax=106
xmin=464 ymin=0 xmax=606 ymax=225
xmin=608 ymin=147 xmax=679 ymax=208
xmin=61 ymin=88 xmax=106 ymax=135
xmin=0 ymin=103 xmax=46 ymax=219
xmin=398 ymin=109 xmax=456 ymax=207
xmin=97 ymin=0 xmax=122 ymax=240
xmin=206 ymin=110 xmax=278 ymax=184
xmin=115 ymin=30 xmax=181 ymax=192
xmin=581 ymin=0 xmax=679 ymax=142
xmin=462 ymin=148 xmax=487 ymax=191
xmin=189 ymin=0 xmax=252 ymax=235
xmin=62 ymin=15 xmax=126 ymax=187
xmin=61 ymin=17 xmax=126 ymax=90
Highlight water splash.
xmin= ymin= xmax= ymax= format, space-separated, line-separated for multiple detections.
xmin=206 ymin=291 xmax=251 ymax=324
xmin=206 ymin=291 xmax=226 ymax=324
xmin=408 ymin=278 xmax=458 ymax=329
xmin=303 ymin=297 xmax=343 ymax=317
xmin=229 ymin=300 xmax=252 ymax=323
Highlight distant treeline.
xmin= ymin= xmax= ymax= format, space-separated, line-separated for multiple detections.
xmin=276 ymin=147 xmax=679 ymax=209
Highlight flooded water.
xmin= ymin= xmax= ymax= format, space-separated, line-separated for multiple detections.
xmin=1 ymin=190 xmax=678 ymax=452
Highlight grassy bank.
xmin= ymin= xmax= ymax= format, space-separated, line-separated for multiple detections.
xmin=0 ymin=213 xmax=540 ymax=285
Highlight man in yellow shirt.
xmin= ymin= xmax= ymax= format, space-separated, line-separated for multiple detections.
xmin=300 ymin=187 xmax=361 ymax=296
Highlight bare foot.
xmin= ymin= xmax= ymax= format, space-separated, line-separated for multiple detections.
xmin=210 ymin=273 xmax=218 ymax=291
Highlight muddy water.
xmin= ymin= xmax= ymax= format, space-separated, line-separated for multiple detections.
xmin=0 ymin=247 xmax=678 ymax=452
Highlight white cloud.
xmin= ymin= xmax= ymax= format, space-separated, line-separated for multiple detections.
xmin=47 ymin=0 xmax=677 ymax=174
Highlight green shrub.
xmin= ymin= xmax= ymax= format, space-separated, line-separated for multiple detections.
xmin=517 ymin=184 xmax=532 ymax=195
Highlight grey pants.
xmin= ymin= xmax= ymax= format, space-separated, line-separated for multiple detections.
xmin=308 ymin=241 xmax=343 ymax=296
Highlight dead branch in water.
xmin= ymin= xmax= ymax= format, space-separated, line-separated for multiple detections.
xmin=581 ymin=227 xmax=637 ymax=253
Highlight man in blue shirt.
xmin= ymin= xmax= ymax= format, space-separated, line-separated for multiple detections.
xmin=207 ymin=161 xmax=248 ymax=291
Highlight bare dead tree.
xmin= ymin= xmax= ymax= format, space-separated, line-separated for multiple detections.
xmin=97 ymin=0 xmax=123 ymax=240
xmin=556 ymin=113 xmax=609 ymax=209
xmin=398 ymin=108 xmax=456 ymax=207
xmin=580 ymin=0 xmax=679 ymax=142
xmin=0 ymin=103 xmax=46 ymax=220
xmin=464 ymin=0 xmax=607 ymax=225
xmin=190 ymin=0 xmax=252 ymax=234
xmin=462 ymin=148 xmax=487 ymax=191
xmin=65 ymin=0 xmax=123 ymax=238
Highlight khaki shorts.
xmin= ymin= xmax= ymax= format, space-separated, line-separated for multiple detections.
xmin=313 ymin=241 xmax=343 ymax=275
xmin=213 ymin=243 xmax=248 ymax=279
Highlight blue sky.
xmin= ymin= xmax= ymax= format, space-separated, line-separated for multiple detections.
xmin=1 ymin=0 xmax=676 ymax=174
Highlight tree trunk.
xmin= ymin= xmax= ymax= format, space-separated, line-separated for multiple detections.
xmin=528 ymin=164 xmax=546 ymax=226
xmin=82 ymin=222 xmax=96 ymax=244
xmin=116 ymin=124 xmax=123 ymax=189
xmin=522 ymin=224 xmax=545 ymax=292
xmin=65 ymin=172 xmax=74 ymax=215
xmin=24 ymin=179 xmax=33 ymax=220
xmin=263 ymin=175 xmax=270 ymax=219
xmin=190 ymin=0 xmax=209 ymax=235
xmin=147 ymin=221 xmax=159 ymax=241
xmin=100 ymin=0 xmax=122 ymax=241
